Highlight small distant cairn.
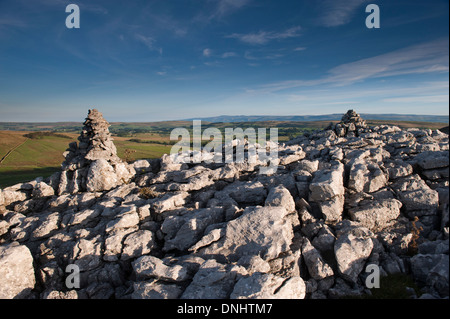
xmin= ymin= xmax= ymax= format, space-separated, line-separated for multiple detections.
xmin=333 ymin=109 xmax=367 ymax=137
xmin=56 ymin=109 xmax=135 ymax=195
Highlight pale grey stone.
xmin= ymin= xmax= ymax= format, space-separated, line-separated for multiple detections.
xmin=103 ymin=227 xmax=137 ymax=262
xmin=334 ymin=225 xmax=374 ymax=283
xmin=113 ymin=162 xmax=135 ymax=184
xmin=385 ymin=160 xmax=413 ymax=179
xmin=237 ymin=255 xmax=271 ymax=275
xmin=309 ymin=163 xmax=345 ymax=202
xmin=121 ymin=230 xmax=155 ymax=260
xmin=69 ymin=208 xmax=101 ymax=227
xmin=216 ymin=180 xmax=267 ymax=205
xmin=348 ymin=199 xmax=402 ymax=231
xmin=152 ymin=192 xmax=189 ymax=214
xmin=265 ymin=185 xmax=296 ymax=214
xmin=0 ymin=242 xmax=35 ymax=299
xmin=0 ymin=189 xmax=5 ymax=206
xmin=86 ymin=159 xmax=118 ymax=192
xmin=348 ymin=160 xmax=387 ymax=193
xmin=133 ymin=159 xmax=152 ymax=174
xmin=0 ymin=220 xmax=9 ymax=237
xmin=32 ymin=182 xmax=55 ymax=198
xmin=181 ymin=259 xmax=242 ymax=299
xmin=42 ymin=290 xmax=78 ymax=299
xmin=414 ymin=151 xmax=449 ymax=170
xmin=295 ymin=159 xmax=319 ymax=174
xmin=392 ymin=175 xmax=439 ymax=212
xmin=189 ymin=227 xmax=225 ymax=252
xmin=132 ymin=255 xmax=189 ymax=282
xmin=312 ymin=225 xmax=336 ymax=253
xmin=163 ymin=207 xmax=224 ymax=251
xmin=1 ymin=189 xmax=28 ymax=207
xmin=70 ymin=235 xmax=103 ymax=272
xmin=302 ymin=238 xmax=334 ymax=280
xmin=200 ymin=206 xmax=293 ymax=262
xmin=105 ymin=209 xmax=140 ymax=233
xmin=132 ymin=280 xmax=183 ymax=299
xmin=9 ymin=216 xmax=39 ymax=242
xmin=231 ymin=273 xmax=306 ymax=299
xmin=30 ymin=212 xmax=60 ymax=240
xmin=318 ymin=194 xmax=344 ymax=224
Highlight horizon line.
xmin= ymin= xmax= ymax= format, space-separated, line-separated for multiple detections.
xmin=0 ymin=111 xmax=449 ymax=124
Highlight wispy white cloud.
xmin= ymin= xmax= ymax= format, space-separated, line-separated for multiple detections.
xmin=221 ymin=52 xmax=238 ymax=58
xmin=317 ymin=0 xmax=371 ymax=27
xmin=251 ymin=38 xmax=449 ymax=93
xmin=142 ymin=11 xmax=188 ymax=37
xmin=0 ymin=16 xmax=27 ymax=28
xmin=204 ymin=60 xmax=222 ymax=67
xmin=326 ymin=38 xmax=448 ymax=83
xmin=226 ymin=26 xmax=301 ymax=45
xmin=382 ymin=95 xmax=449 ymax=104
xmin=276 ymin=81 xmax=449 ymax=115
xmin=203 ymin=48 xmax=213 ymax=57
xmin=203 ymin=50 xmax=238 ymax=59
xmin=135 ymin=34 xmax=163 ymax=55
xmin=135 ymin=34 xmax=155 ymax=49
xmin=211 ymin=0 xmax=252 ymax=19
xmin=193 ymin=0 xmax=252 ymax=23
xmin=244 ymin=50 xmax=285 ymax=60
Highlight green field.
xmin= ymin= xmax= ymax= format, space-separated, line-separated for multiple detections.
xmin=0 ymin=119 xmax=448 ymax=188
xmin=0 ymin=131 xmax=172 ymax=188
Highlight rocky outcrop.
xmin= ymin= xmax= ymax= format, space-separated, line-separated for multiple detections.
xmin=0 ymin=109 xmax=448 ymax=299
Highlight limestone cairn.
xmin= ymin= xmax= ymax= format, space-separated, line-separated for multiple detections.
xmin=57 ymin=109 xmax=135 ymax=194
xmin=333 ymin=109 xmax=367 ymax=137
xmin=63 ymin=109 xmax=121 ymax=167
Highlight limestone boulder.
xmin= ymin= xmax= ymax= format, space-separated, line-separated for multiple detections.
xmin=199 ymin=206 xmax=294 ymax=262
xmin=0 ymin=242 xmax=36 ymax=299
xmin=348 ymin=198 xmax=402 ymax=231
xmin=334 ymin=223 xmax=374 ymax=283
xmin=309 ymin=162 xmax=345 ymax=202
xmin=231 ymin=273 xmax=306 ymax=299
xmin=86 ymin=159 xmax=118 ymax=192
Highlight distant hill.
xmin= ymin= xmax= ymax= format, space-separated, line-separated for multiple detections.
xmin=0 ymin=113 xmax=448 ymax=133
xmin=184 ymin=113 xmax=449 ymax=123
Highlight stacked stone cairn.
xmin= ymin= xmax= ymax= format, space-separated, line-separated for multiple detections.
xmin=57 ymin=109 xmax=135 ymax=194
xmin=332 ymin=109 xmax=367 ymax=137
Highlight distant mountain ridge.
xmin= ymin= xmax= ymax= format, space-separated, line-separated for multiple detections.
xmin=185 ymin=113 xmax=449 ymax=123
xmin=0 ymin=114 xmax=448 ymax=132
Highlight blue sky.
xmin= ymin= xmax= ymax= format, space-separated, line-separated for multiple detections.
xmin=0 ymin=0 xmax=448 ymax=122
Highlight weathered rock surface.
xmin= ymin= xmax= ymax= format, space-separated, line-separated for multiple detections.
xmin=0 ymin=109 xmax=448 ymax=299
xmin=231 ymin=273 xmax=306 ymax=299
xmin=132 ymin=255 xmax=189 ymax=282
xmin=0 ymin=242 xmax=35 ymax=298
xmin=302 ymin=238 xmax=334 ymax=280
xmin=334 ymin=223 xmax=374 ymax=283
xmin=198 ymin=206 xmax=294 ymax=262
xmin=348 ymin=198 xmax=402 ymax=231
